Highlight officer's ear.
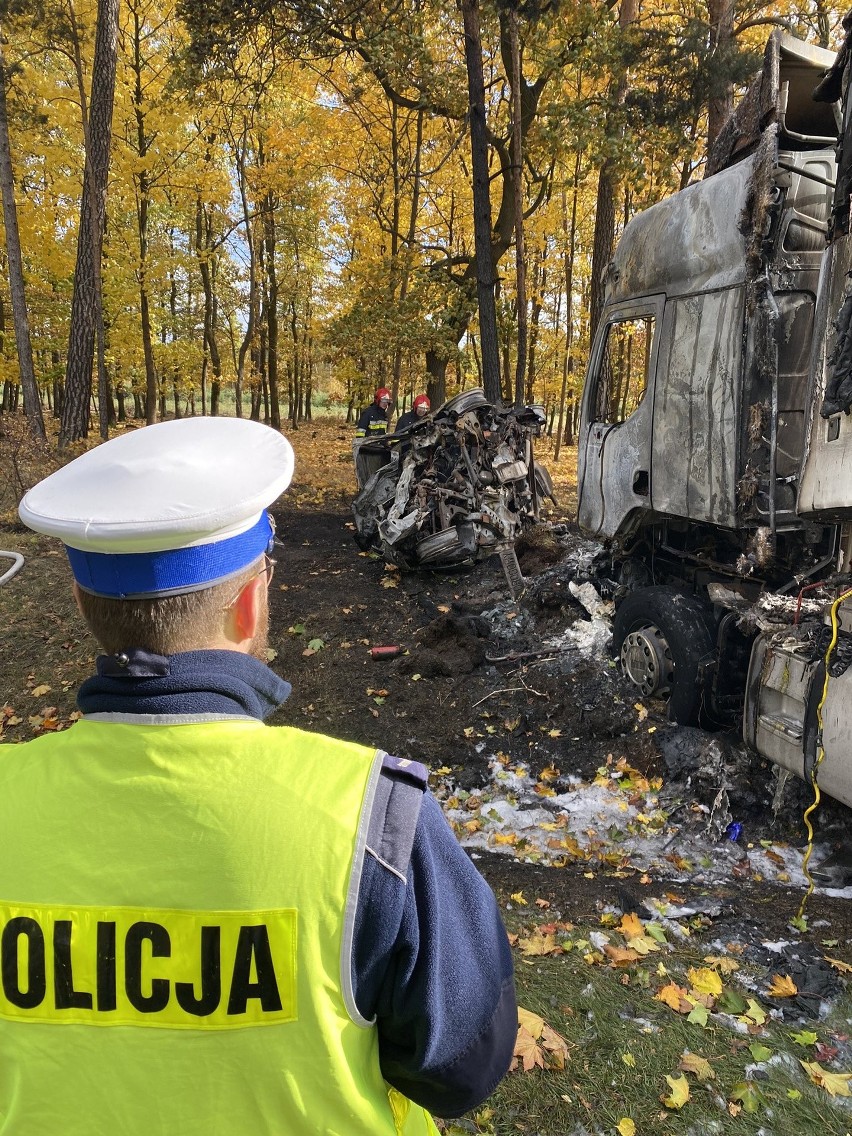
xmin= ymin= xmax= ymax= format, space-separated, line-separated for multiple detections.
xmin=224 ymin=573 xmax=264 ymax=649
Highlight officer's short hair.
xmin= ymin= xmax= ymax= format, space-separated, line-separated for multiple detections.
xmin=76 ymin=559 xmax=264 ymax=655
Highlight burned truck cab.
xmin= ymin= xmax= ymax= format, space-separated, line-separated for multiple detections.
xmin=579 ymin=32 xmax=837 ymax=555
xmin=577 ymin=31 xmax=842 ymax=732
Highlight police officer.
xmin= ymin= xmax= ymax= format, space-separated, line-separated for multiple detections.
xmin=2 ymin=417 xmax=516 ymax=1136
xmin=355 ymin=387 xmax=392 ymax=437
xmin=395 ymin=393 xmax=431 ymax=433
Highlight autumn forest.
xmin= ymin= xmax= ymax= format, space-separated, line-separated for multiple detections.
xmin=0 ymin=0 xmax=841 ymax=448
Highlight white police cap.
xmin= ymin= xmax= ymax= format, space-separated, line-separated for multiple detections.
xmin=18 ymin=417 xmax=295 ymax=599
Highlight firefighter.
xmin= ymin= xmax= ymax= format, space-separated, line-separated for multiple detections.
xmin=355 ymin=387 xmax=392 ymax=437
xmin=3 ymin=417 xmax=517 ymax=1135
xmin=395 ymin=393 xmax=431 ymax=433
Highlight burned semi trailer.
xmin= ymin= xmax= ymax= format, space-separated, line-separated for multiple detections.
xmin=576 ymin=24 xmax=852 ymax=809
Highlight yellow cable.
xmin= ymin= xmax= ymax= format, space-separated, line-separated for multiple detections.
xmin=797 ymin=585 xmax=852 ymax=921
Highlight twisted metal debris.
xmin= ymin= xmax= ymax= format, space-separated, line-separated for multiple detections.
xmin=352 ymin=388 xmax=553 ymax=570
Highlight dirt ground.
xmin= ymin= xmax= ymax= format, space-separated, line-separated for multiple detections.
xmin=263 ymin=501 xmax=852 ymax=954
xmin=2 ymin=491 xmax=852 ymax=959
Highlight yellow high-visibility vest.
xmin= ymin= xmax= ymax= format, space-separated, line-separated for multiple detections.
xmin=0 ymin=717 xmax=439 ymax=1135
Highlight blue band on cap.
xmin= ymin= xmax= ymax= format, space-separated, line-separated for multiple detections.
xmin=66 ymin=513 xmax=274 ymax=598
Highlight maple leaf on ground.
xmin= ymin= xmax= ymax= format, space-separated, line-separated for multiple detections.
xmin=604 ymin=945 xmax=640 ymax=967
xmin=679 ymin=1052 xmax=715 ymax=1081
xmin=703 ymin=954 xmax=739 ymax=974
xmin=662 ymin=1073 xmax=690 ymax=1109
xmin=800 ymin=1061 xmax=852 ymax=1097
xmin=618 ymin=912 xmax=644 ymax=940
xmin=512 ymin=1026 xmax=546 ymax=1072
xmin=518 ymin=931 xmax=562 ymax=958
xmin=729 ymin=1081 xmax=764 ymax=1112
xmin=687 ymin=967 xmax=723 ymax=997
xmin=616 ymin=1120 xmax=636 ymax=1136
xmin=656 ymin=982 xmax=690 ymax=1012
xmin=741 ymin=998 xmax=767 ymax=1027
xmin=766 ymin=974 xmax=798 ymax=998
xmin=824 ymin=955 xmax=852 ymax=974
xmin=540 ymin=1023 xmax=570 ymax=1068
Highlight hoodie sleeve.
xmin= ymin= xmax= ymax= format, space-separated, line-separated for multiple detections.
xmin=353 ymin=774 xmax=517 ymax=1118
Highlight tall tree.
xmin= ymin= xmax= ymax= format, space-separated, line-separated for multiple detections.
xmin=506 ymin=2 xmax=526 ymax=405
xmin=707 ymin=0 xmax=735 ymax=149
xmin=460 ymin=0 xmax=501 ymax=403
xmin=60 ymin=0 xmax=119 ymax=446
xmin=0 ymin=34 xmax=45 ymax=438
xmin=589 ymin=0 xmax=637 ymax=345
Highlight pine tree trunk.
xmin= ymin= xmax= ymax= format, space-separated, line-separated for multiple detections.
xmin=707 ymin=0 xmax=734 ymax=150
xmin=589 ymin=0 xmax=637 ymax=344
xmin=263 ymin=192 xmax=281 ymax=430
xmin=508 ymin=6 xmax=527 ymax=407
xmin=460 ymin=0 xmax=501 ymax=402
xmin=0 ymin=40 xmax=45 ymax=439
xmin=60 ymin=0 xmax=119 ymax=447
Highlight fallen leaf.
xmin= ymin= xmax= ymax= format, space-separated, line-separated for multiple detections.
xmin=729 ymin=1081 xmax=763 ymax=1113
xmin=790 ymin=1030 xmax=818 ymax=1046
xmin=513 ymin=1026 xmax=546 ymax=1072
xmin=618 ymin=913 xmax=644 ymax=940
xmin=814 ymin=1042 xmax=840 ymax=1064
xmin=510 ymin=891 xmax=528 ymax=906
xmin=604 ymin=945 xmax=640 ymax=967
xmin=703 ymin=954 xmax=739 ymax=975
xmin=766 ymin=974 xmax=797 ymax=998
xmin=800 ymin=1062 xmax=852 ymax=1097
xmin=748 ymin=1042 xmax=772 ymax=1062
xmin=717 ymin=988 xmax=747 ymax=1015
xmin=31 ymin=684 xmax=51 ymax=697
xmin=679 ymin=1052 xmax=715 ymax=1081
xmin=825 ymin=956 xmax=852 ymax=975
xmin=741 ymin=998 xmax=767 ymax=1026
xmin=662 ymin=1073 xmax=690 ymax=1110
xmin=656 ymin=983 xmax=690 ymax=1012
xmin=616 ymin=1120 xmax=636 ymax=1136
xmin=539 ymin=1022 xmax=570 ymax=1068
xmin=687 ymin=967 xmax=723 ymax=997
xmin=686 ymin=1003 xmax=709 ymax=1027
xmin=518 ymin=931 xmax=562 ymax=958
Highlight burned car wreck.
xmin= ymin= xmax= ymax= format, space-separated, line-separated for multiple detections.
xmin=352 ymin=388 xmax=553 ymax=571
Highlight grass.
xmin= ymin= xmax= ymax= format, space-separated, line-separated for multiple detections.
xmin=460 ymin=905 xmax=852 ymax=1136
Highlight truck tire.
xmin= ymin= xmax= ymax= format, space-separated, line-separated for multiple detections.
xmin=612 ymin=586 xmax=717 ymax=725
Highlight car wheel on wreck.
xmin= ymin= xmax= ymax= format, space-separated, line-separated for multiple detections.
xmin=611 ymin=586 xmax=717 ymax=725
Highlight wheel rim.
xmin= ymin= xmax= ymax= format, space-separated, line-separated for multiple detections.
xmin=619 ymin=625 xmax=674 ymax=697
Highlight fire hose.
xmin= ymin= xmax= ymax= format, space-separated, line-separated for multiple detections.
xmin=0 ymin=552 xmax=24 ymax=587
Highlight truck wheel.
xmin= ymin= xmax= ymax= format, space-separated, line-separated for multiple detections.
xmin=612 ymin=587 xmax=716 ymax=725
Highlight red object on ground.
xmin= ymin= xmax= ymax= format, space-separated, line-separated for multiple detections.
xmin=370 ymin=645 xmax=401 ymax=659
